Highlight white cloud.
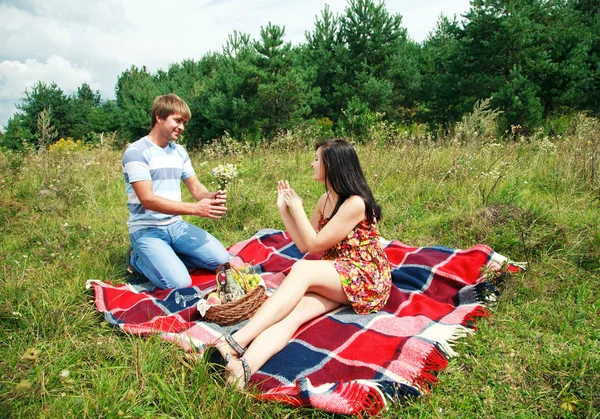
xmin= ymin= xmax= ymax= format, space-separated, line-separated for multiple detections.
xmin=0 ymin=0 xmax=129 ymax=30
xmin=0 ymin=56 xmax=99 ymax=96
xmin=0 ymin=56 xmax=100 ymax=125
xmin=0 ymin=0 xmax=471 ymax=130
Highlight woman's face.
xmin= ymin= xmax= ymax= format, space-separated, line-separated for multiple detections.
xmin=312 ymin=147 xmax=325 ymax=183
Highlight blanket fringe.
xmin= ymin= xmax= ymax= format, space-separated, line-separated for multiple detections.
xmin=413 ymin=323 xmax=477 ymax=390
xmin=257 ymin=391 xmax=304 ymax=407
xmin=462 ymin=306 xmax=490 ymax=328
xmin=457 ymin=282 xmax=500 ymax=306
xmin=342 ymin=380 xmax=386 ymax=418
xmin=257 ymin=379 xmax=387 ymax=417
xmin=413 ymin=347 xmax=448 ymax=391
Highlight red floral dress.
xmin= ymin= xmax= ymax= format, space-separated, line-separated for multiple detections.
xmin=318 ymin=215 xmax=392 ymax=314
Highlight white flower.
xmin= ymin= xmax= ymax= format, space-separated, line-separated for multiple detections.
xmin=211 ymin=164 xmax=238 ymax=189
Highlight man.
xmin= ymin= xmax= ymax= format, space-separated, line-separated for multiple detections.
xmin=122 ymin=93 xmax=230 ymax=289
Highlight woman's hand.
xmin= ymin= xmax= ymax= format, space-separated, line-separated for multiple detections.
xmin=277 ymin=180 xmax=303 ymax=209
xmin=277 ymin=180 xmax=291 ymax=211
xmin=282 ymin=186 xmax=303 ymax=208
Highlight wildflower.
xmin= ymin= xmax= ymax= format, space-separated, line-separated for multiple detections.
xmin=48 ymin=137 xmax=89 ymax=153
xmin=60 ymin=369 xmax=75 ymax=385
xmin=538 ymin=138 xmax=557 ymax=154
xmin=211 ymin=163 xmax=238 ymax=190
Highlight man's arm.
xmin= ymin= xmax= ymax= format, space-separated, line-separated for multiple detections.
xmin=183 ymin=175 xmax=225 ymax=201
xmin=132 ymin=180 xmax=227 ymax=219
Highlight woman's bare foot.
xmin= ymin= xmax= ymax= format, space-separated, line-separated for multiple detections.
xmin=225 ymin=357 xmax=247 ymax=389
xmin=226 ymin=356 xmax=252 ymax=390
xmin=206 ymin=336 xmax=240 ymax=367
xmin=215 ymin=341 xmax=238 ymax=366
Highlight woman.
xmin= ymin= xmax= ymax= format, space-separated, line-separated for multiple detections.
xmin=213 ymin=138 xmax=392 ymax=388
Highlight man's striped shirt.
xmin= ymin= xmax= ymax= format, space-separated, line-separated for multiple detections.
xmin=122 ymin=136 xmax=195 ymax=233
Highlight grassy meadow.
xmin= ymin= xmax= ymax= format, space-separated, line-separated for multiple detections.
xmin=0 ymin=114 xmax=599 ymax=418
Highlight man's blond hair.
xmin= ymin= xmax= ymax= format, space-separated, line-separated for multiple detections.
xmin=151 ymin=94 xmax=191 ymax=127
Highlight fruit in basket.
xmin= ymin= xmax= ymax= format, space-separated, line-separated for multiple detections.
xmin=232 ymin=266 xmax=263 ymax=290
xmin=206 ymin=292 xmax=221 ymax=305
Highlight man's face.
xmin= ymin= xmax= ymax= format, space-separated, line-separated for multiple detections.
xmin=157 ymin=113 xmax=188 ymax=141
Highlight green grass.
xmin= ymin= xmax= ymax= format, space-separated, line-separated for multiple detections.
xmin=1 ymin=116 xmax=599 ymax=418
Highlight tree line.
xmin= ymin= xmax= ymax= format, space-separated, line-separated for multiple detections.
xmin=1 ymin=0 xmax=598 ymax=150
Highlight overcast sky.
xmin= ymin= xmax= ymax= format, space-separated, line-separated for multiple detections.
xmin=0 ymin=0 xmax=471 ymax=131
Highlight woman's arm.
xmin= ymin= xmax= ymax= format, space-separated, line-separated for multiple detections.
xmin=284 ymin=192 xmax=365 ymax=254
xmin=277 ymin=181 xmax=325 ymax=253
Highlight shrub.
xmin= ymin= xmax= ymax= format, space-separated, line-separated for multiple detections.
xmin=452 ymin=98 xmax=503 ymax=144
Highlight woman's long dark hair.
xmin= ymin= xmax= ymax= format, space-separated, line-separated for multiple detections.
xmin=316 ymin=138 xmax=382 ymax=223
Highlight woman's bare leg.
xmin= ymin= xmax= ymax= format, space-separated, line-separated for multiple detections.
xmin=235 ymin=260 xmax=347 ymax=345
xmin=226 ymin=292 xmax=342 ymax=388
xmin=214 ymin=260 xmax=348 ymax=362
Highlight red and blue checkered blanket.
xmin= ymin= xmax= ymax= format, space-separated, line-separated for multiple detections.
xmin=87 ymin=229 xmax=520 ymax=417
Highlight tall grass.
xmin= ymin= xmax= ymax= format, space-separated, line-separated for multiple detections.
xmin=1 ymin=114 xmax=598 ymax=418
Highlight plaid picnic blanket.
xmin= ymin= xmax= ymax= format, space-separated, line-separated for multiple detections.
xmin=87 ymin=228 xmax=520 ymax=417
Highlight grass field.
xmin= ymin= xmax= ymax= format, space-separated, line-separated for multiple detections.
xmin=1 ymin=115 xmax=598 ymax=418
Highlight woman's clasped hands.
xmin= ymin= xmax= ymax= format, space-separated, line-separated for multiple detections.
xmin=277 ymin=180 xmax=303 ymax=212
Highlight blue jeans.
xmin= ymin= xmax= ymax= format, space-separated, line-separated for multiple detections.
xmin=129 ymin=220 xmax=230 ymax=289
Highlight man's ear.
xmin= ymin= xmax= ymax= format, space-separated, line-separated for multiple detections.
xmin=155 ymin=115 xmax=164 ymax=125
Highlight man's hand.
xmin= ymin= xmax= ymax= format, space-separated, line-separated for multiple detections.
xmin=204 ymin=190 xmax=227 ymax=203
xmin=194 ymin=192 xmax=227 ymax=218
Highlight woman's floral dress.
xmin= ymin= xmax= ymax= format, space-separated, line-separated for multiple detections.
xmin=318 ymin=214 xmax=392 ymax=314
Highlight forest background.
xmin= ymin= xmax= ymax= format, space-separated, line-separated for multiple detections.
xmin=1 ymin=0 xmax=599 ymax=150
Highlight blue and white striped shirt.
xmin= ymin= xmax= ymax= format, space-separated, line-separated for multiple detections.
xmin=122 ymin=136 xmax=196 ymax=233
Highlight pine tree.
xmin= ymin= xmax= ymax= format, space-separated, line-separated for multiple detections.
xmin=115 ymin=66 xmax=160 ymax=140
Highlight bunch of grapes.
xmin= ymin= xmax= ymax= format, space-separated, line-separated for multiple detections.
xmin=233 ymin=265 xmax=262 ymax=291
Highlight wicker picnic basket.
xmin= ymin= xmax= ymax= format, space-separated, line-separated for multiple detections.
xmin=202 ymin=264 xmax=267 ymax=326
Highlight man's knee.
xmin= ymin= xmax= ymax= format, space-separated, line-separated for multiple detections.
xmin=202 ymin=249 xmax=230 ymax=271
xmin=160 ymin=272 xmax=192 ymax=289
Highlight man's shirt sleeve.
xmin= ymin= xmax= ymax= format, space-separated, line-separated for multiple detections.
xmin=123 ymin=146 xmax=151 ymax=183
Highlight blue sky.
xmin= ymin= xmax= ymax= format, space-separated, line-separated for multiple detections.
xmin=0 ymin=0 xmax=471 ymax=130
